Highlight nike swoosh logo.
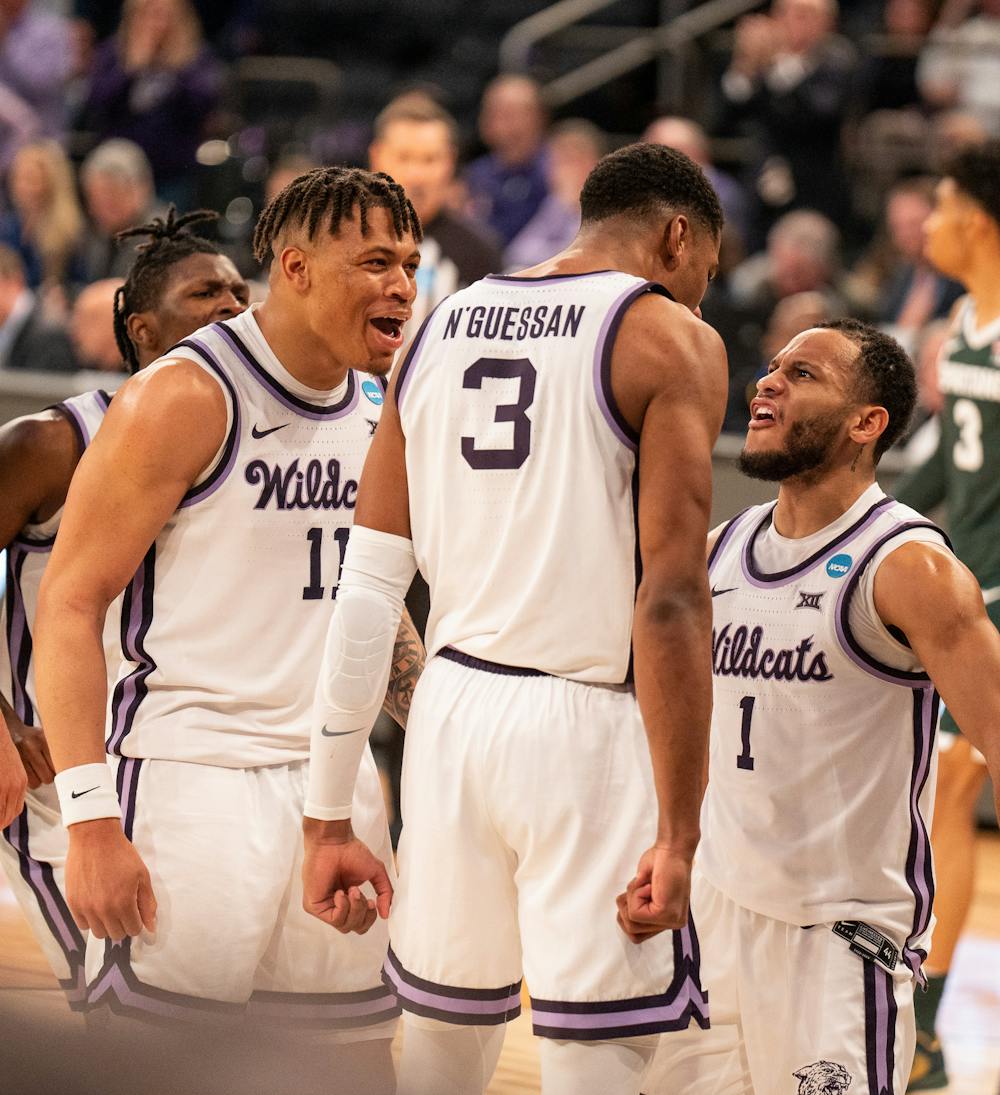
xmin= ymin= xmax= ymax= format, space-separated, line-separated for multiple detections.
xmin=251 ymin=423 xmax=289 ymax=439
xmin=711 ymin=587 xmax=738 ymax=597
xmin=320 ymin=725 xmax=364 ymax=737
xmin=71 ymin=787 xmax=99 ymax=799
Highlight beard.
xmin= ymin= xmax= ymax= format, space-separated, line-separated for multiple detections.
xmin=738 ymin=408 xmax=845 ymax=481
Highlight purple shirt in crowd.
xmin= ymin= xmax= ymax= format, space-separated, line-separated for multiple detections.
xmin=464 ymin=148 xmax=550 ymax=247
xmin=0 ymin=4 xmax=73 ymax=139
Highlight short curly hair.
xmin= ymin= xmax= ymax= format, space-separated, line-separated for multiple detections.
xmin=945 ymin=138 xmax=1000 ymax=229
xmin=819 ymin=319 xmax=916 ymax=461
xmin=580 ymin=142 xmax=724 ymax=236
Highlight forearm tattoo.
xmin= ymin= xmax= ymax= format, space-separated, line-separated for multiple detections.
xmin=383 ymin=609 xmax=425 ymax=729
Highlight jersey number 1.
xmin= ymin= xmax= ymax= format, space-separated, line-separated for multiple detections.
xmin=303 ymin=527 xmax=350 ymax=600
xmin=737 ymin=695 xmax=756 ymax=771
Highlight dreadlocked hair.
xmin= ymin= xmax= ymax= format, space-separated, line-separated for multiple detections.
xmin=113 ymin=206 xmax=221 ymax=374
xmin=251 ymin=166 xmax=422 ymax=265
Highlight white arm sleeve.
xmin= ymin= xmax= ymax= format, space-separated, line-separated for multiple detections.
xmin=304 ymin=526 xmax=418 ymax=821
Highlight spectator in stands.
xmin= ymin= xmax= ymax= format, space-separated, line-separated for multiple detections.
xmin=0 ymin=140 xmax=84 ymax=295
xmin=504 ymin=118 xmax=605 ymax=271
xmin=81 ymin=0 xmax=223 ymax=204
xmin=720 ymin=0 xmax=858 ymax=243
xmin=78 ymin=139 xmax=164 ymax=283
xmin=644 ymin=114 xmax=750 ymax=263
xmin=918 ymin=0 xmax=1000 ymax=135
xmin=928 ymin=107 xmax=988 ymax=168
xmin=464 ymin=74 xmax=550 ymax=246
xmin=264 ymin=153 xmax=319 ymax=207
xmin=0 ymin=244 xmax=76 ymax=372
xmin=69 ymin=277 xmax=126 ymax=372
xmin=370 ymin=94 xmax=503 ymax=328
xmin=0 ymin=0 xmax=73 ymax=145
xmin=858 ymin=0 xmax=934 ymax=114
xmin=727 ymin=208 xmax=848 ymax=323
xmin=864 ymin=177 xmax=964 ymax=350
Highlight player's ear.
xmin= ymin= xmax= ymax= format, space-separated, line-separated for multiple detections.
xmin=661 ymin=214 xmax=688 ymax=270
xmin=127 ymin=311 xmax=158 ymax=355
xmin=279 ymin=244 xmax=310 ymax=291
xmin=849 ymin=404 xmax=889 ymax=448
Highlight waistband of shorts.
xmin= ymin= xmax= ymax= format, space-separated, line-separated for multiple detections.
xmin=438 ymin=646 xmax=549 ymax=678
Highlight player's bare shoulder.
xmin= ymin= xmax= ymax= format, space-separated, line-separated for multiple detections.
xmin=611 ymin=290 xmax=728 ymax=434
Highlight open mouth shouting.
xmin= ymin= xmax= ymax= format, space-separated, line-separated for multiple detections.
xmin=368 ymin=314 xmax=407 ymax=353
xmin=749 ymin=398 xmax=779 ymax=430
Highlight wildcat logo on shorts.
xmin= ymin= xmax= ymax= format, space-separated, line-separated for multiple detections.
xmin=826 ymin=553 xmax=853 ymax=579
xmin=362 ymin=379 xmax=384 ymax=406
xmin=793 ymin=1060 xmax=853 ymax=1094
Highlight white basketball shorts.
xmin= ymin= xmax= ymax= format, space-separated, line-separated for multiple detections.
xmin=384 ymin=650 xmax=709 ymax=1041
xmin=0 ymin=781 xmax=87 ymax=1007
xmin=646 ymin=869 xmax=916 ymax=1094
xmin=85 ymin=749 xmax=398 ymax=1039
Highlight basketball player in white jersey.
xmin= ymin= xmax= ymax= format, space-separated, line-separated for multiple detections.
xmin=0 ymin=210 xmax=248 ymax=1008
xmin=646 ymin=320 xmax=1000 ymax=1094
xmin=302 ymin=142 xmax=728 ymax=1095
xmin=33 ymin=169 xmax=423 ymax=1087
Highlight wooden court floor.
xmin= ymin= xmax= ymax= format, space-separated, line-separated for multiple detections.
xmin=1 ymin=833 xmax=998 ymax=1093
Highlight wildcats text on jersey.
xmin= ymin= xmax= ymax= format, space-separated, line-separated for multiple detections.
xmin=442 ymin=303 xmax=586 ymax=341
xmin=712 ymin=623 xmax=834 ymax=683
xmin=245 ymin=457 xmax=358 ymax=510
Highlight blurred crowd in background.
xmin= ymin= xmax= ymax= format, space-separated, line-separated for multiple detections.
xmin=0 ymin=0 xmax=997 ymax=441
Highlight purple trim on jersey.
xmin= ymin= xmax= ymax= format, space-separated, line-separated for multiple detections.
xmin=2 ymin=807 xmax=86 ymax=977
xmin=87 ymin=940 xmax=245 ymax=1021
xmin=741 ymin=496 xmax=896 ymax=588
xmin=903 ymin=687 xmax=937 ymax=985
xmin=96 ymin=389 xmax=112 ymax=409
xmin=834 ymin=522 xmax=947 ymax=687
xmin=864 ymin=960 xmax=898 ymax=1095
xmin=484 ymin=269 xmax=616 ymax=284
xmin=115 ymin=757 xmax=143 ymax=841
xmin=592 ymin=282 xmax=672 ymax=452
xmin=174 ymin=338 xmax=242 ymax=508
xmin=246 ymin=986 xmax=400 ymax=1028
xmin=213 ymin=321 xmax=359 ymax=420
xmin=107 ymin=547 xmax=156 ymax=755
xmin=394 ymin=303 xmax=444 ymax=414
xmin=530 ymin=914 xmax=709 ymax=1040
xmin=707 ymin=509 xmax=751 ymax=574
xmin=439 ymin=645 xmax=548 ymax=677
xmin=5 ymin=544 xmax=36 ymax=724
xmin=383 ymin=948 xmax=522 ymax=1026
xmin=50 ymin=397 xmax=90 ymax=451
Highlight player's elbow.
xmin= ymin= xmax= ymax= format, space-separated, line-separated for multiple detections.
xmin=634 ymin=574 xmax=711 ymax=634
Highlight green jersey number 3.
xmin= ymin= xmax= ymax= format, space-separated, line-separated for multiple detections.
xmin=953 ymin=398 xmax=984 ymax=472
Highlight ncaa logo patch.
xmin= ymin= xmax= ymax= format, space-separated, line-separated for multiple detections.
xmin=793 ymin=1060 xmax=852 ymax=1094
xmin=826 ymin=553 xmax=853 ymax=579
xmin=362 ymin=379 xmax=384 ymax=406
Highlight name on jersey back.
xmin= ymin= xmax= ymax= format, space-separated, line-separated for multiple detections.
xmin=443 ymin=303 xmax=586 ymax=342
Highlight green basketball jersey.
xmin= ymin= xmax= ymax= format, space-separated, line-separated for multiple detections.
xmin=935 ymin=297 xmax=1000 ymax=589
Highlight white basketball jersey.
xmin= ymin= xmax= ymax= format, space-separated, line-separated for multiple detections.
xmin=398 ymin=270 xmax=668 ymax=683
xmin=699 ymin=487 xmax=947 ymax=975
xmin=106 ymin=306 xmax=384 ymax=767
xmin=4 ymin=390 xmax=114 ymax=726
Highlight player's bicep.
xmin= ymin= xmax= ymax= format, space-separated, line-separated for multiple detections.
xmin=0 ymin=416 xmax=77 ymax=549
xmin=44 ymin=362 xmax=228 ymax=609
xmin=354 ymin=373 xmax=411 ymax=539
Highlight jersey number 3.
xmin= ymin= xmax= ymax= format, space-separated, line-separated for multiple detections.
xmin=461 ymin=357 xmax=537 ymax=470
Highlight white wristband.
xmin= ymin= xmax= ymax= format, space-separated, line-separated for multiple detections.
xmin=55 ymin=763 xmax=121 ymax=827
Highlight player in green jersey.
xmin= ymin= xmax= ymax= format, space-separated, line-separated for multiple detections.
xmin=896 ymin=139 xmax=1000 ymax=1091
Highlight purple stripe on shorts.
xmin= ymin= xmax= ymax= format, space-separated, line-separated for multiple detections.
xmin=107 ymin=547 xmax=156 ymax=755
xmin=864 ymin=961 xmax=897 ymax=1095
xmin=833 ymin=523 xmax=944 ymax=687
xmin=592 ymin=282 xmax=670 ymax=452
xmin=741 ymin=496 xmax=896 ymax=588
xmin=4 ymin=543 xmax=43 ymax=724
xmin=2 ymin=808 xmax=85 ymax=965
xmin=394 ymin=303 xmax=444 ymax=414
xmin=902 ymin=688 xmax=936 ymax=983
xmin=117 ymin=758 xmax=143 ymax=841
xmin=173 ymin=339 xmax=242 ymax=508
xmin=383 ymin=950 xmax=521 ymax=1022
xmin=213 ymin=322 xmax=359 ymax=421
xmin=60 ymin=964 xmax=89 ymax=1010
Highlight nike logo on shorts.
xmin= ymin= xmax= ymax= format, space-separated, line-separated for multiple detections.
xmin=251 ymin=423 xmax=289 ymax=439
xmin=711 ymin=586 xmax=738 ymax=597
xmin=320 ymin=725 xmax=364 ymax=737
xmin=71 ymin=787 xmax=99 ymax=799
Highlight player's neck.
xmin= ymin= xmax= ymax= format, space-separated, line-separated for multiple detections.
xmin=516 ymin=227 xmax=658 ymax=282
xmin=773 ymin=470 xmax=877 ymax=539
xmin=966 ymin=256 xmax=1000 ymax=328
xmin=254 ymin=299 xmax=351 ymax=391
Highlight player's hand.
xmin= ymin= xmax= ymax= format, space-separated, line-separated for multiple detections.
xmin=302 ymin=819 xmax=393 ymax=935
xmin=66 ymin=818 xmax=157 ymax=941
xmin=0 ymin=729 xmax=27 ymax=829
xmin=616 ymin=846 xmax=692 ymax=943
xmin=10 ymin=719 xmax=55 ymax=789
